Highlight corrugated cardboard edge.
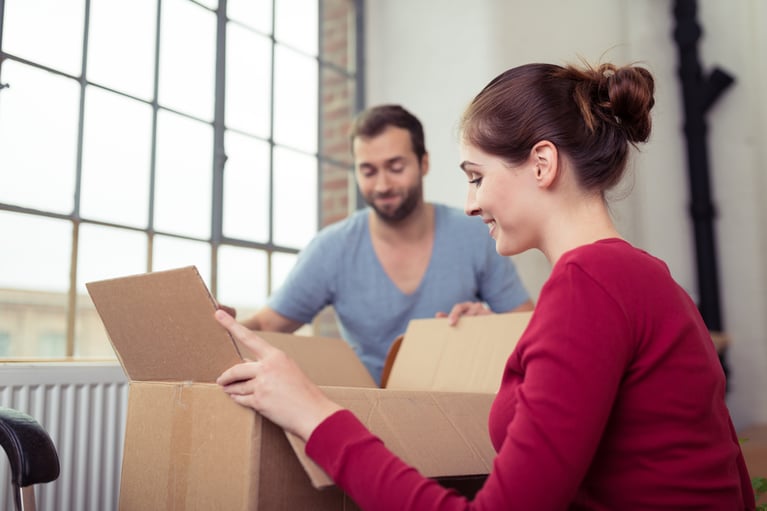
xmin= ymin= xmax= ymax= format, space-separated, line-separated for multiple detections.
xmin=285 ymin=387 xmax=497 ymax=489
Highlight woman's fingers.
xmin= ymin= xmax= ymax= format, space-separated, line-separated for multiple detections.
xmin=215 ymin=309 xmax=273 ymax=359
xmin=217 ymin=360 xmax=258 ymax=387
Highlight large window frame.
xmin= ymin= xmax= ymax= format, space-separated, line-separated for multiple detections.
xmin=0 ymin=0 xmax=363 ymax=359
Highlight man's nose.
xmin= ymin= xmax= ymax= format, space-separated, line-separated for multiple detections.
xmin=374 ymin=171 xmax=391 ymax=192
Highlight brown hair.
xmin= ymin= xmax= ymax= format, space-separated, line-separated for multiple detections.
xmin=350 ymin=104 xmax=427 ymax=161
xmin=460 ymin=62 xmax=655 ymax=192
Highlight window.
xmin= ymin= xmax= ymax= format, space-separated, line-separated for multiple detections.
xmin=0 ymin=333 xmax=9 ymax=357
xmin=0 ymin=0 xmax=360 ymax=359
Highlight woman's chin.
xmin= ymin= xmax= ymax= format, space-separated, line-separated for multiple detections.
xmin=495 ymin=237 xmax=524 ymax=257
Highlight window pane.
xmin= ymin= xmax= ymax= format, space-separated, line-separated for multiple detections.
xmin=88 ymin=0 xmax=157 ymax=100
xmin=273 ymin=46 xmax=318 ymax=153
xmin=217 ymin=245 xmax=267 ymax=316
xmin=271 ymin=251 xmax=297 ymax=292
xmin=2 ymin=0 xmax=85 ymax=76
xmin=77 ymin=224 xmax=147 ymax=293
xmin=228 ymin=0 xmax=272 ymax=34
xmin=39 ymin=332 xmax=66 ymax=357
xmin=0 ymin=212 xmax=72 ymax=292
xmin=0 ymin=333 xmax=10 ymax=357
xmin=196 ymin=0 xmax=218 ymax=10
xmin=158 ymin=0 xmax=215 ymax=120
xmin=153 ymin=235 xmax=212 ymax=282
xmin=226 ymin=23 xmax=272 ymax=138
xmin=0 ymin=311 xmax=68 ymax=359
xmin=81 ymin=87 xmax=153 ymax=227
xmin=154 ymin=110 xmax=213 ymax=238
xmin=223 ymin=131 xmax=270 ymax=242
xmin=273 ymin=147 xmax=317 ymax=248
xmin=274 ymin=0 xmax=317 ymax=56
xmin=0 ymin=213 xmax=71 ymax=359
xmin=0 ymin=61 xmax=80 ymax=213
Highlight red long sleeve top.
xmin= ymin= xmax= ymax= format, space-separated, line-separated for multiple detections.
xmin=306 ymin=239 xmax=755 ymax=510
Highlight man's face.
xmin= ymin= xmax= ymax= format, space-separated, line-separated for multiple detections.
xmin=353 ymin=126 xmax=428 ymax=223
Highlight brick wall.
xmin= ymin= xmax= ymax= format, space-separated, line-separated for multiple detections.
xmin=313 ymin=0 xmax=358 ymax=338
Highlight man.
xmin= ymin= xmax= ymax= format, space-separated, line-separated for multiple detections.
xmin=238 ymin=104 xmax=533 ymax=384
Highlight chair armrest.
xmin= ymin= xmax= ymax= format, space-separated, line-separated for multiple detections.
xmin=0 ymin=406 xmax=60 ymax=487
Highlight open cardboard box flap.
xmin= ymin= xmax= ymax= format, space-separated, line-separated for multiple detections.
xmin=86 ymin=266 xmax=241 ymax=383
xmin=86 ymin=266 xmax=532 ymax=508
xmin=384 ymin=311 xmax=533 ymax=393
xmin=86 ymin=266 xmax=377 ymax=388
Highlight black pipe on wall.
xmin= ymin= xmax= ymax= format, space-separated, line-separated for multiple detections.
xmin=671 ymin=0 xmax=734 ymax=380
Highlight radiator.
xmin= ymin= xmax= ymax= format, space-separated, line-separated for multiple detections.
xmin=0 ymin=363 xmax=129 ymax=511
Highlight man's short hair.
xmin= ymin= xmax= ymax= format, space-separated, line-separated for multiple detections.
xmin=349 ymin=104 xmax=426 ymax=160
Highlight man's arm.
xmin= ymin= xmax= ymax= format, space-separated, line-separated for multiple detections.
xmin=240 ymin=306 xmax=305 ymax=333
xmin=512 ymin=299 xmax=535 ymax=312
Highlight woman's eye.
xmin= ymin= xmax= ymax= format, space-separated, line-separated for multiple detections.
xmin=468 ymin=177 xmax=482 ymax=187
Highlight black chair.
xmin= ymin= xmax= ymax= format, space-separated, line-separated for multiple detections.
xmin=0 ymin=407 xmax=60 ymax=511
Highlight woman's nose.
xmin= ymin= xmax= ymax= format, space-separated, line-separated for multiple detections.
xmin=464 ymin=189 xmax=480 ymax=217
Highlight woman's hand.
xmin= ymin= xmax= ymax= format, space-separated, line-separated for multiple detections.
xmin=435 ymin=301 xmax=492 ymax=326
xmin=216 ymin=303 xmax=237 ymax=319
xmin=215 ymin=310 xmax=343 ymax=441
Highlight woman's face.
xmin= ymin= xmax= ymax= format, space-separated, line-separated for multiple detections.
xmin=459 ymin=142 xmax=540 ymax=256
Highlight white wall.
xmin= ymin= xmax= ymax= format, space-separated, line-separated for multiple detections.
xmin=364 ymin=0 xmax=767 ymax=430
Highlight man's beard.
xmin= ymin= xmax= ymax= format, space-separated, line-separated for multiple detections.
xmin=366 ymin=181 xmax=423 ymax=224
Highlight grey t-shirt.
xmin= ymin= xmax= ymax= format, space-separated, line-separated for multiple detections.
xmin=268 ymin=204 xmax=530 ymax=384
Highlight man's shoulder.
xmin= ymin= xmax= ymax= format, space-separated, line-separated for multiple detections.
xmin=316 ymin=208 xmax=368 ymax=237
xmin=432 ymin=203 xmax=487 ymax=232
xmin=433 ymin=202 xmax=470 ymax=219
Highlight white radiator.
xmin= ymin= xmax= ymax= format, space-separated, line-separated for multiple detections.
xmin=0 ymin=363 xmax=128 ymax=511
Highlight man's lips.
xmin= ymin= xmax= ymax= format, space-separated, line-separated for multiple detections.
xmin=375 ymin=194 xmax=399 ymax=205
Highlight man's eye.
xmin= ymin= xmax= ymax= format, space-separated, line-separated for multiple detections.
xmin=390 ymin=165 xmax=404 ymax=173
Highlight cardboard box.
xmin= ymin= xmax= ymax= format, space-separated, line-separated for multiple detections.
xmin=382 ymin=312 xmax=533 ymax=393
xmin=87 ymin=266 xmax=532 ymax=510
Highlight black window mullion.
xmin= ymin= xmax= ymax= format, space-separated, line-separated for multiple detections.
xmin=266 ymin=0 xmax=278 ymax=294
xmin=210 ymin=0 xmax=228 ymax=296
xmin=316 ymin=0 xmax=323 ymax=230
xmin=353 ymin=0 xmax=365 ymax=210
xmin=66 ymin=0 xmax=93 ymax=357
xmin=147 ymin=0 xmax=163 ymax=274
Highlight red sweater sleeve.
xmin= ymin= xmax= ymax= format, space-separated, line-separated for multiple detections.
xmin=307 ymin=409 xmax=477 ymax=511
xmin=306 ymin=240 xmax=754 ymax=510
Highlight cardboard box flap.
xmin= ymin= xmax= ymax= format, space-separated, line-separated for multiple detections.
xmin=386 ymin=312 xmax=533 ymax=393
xmin=286 ymin=387 xmax=496 ymax=489
xmin=86 ymin=266 xmax=242 ymax=383
xmin=244 ymin=331 xmax=377 ymax=388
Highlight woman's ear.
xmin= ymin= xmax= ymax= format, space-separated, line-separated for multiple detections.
xmin=531 ymin=141 xmax=558 ymax=188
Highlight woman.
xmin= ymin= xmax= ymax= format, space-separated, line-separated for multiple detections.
xmin=216 ymin=60 xmax=754 ymax=510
